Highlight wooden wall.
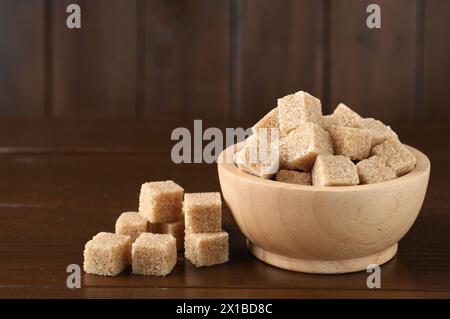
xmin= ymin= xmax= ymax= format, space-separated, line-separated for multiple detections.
xmin=0 ymin=0 xmax=449 ymax=122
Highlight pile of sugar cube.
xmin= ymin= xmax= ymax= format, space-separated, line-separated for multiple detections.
xmin=235 ymin=91 xmax=417 ymax=186
xmin=83 ymin=181 xmax=229 ymax=277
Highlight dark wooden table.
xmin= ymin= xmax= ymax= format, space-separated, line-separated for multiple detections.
xmin=0 ymin=118 xmax=449 ymax=299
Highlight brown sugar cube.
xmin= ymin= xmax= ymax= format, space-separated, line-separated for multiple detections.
xmin=234 ymin=133 xmax=280 ymax=179
xmin=275 ymin=170 xmax=312 ymax=185
xmin=154 ymin=219 xmax=185 ymax=251
xmin=115 ymin=212 xmax=149 ymax=242
xmin=132 ymin=233 xmax=177 ymax=276
xmin=279 ymin=138 xmax=308 ymax=170
xmin=184 ymin=192 xmax=222 ymax=233
xmin=139 ymin=180 xmax=184 ymax=223
xmin=371 ymin=139 xmax=417 ymax=176
xmin=312 ymin=154 xmax=359 ymax=186
xmin=329 ymin=126 xmax=373 ymax=160
xmin=282 ymin=122 xmax=333 ymax=171
xmin=278 ymin=91 xmax=322 ymax=134
xmin=320 ymin=103 xmax=362 ymax=131
xmin=330 ymin=103 xmax=363 ymax=127
xmin=252 ymin=107 xmax=279 ymax=133
xmin=354 ymin=118 xmax=399 ymax=146
xmin=83 ymin=232 xmax=131 ymax=276
xmin=356 ymin=155 xmax=397 ymax=184
xmin=279 ymin=139 xmax=295 ymax=170
xmin=320 ymin=115 xmax=336 ymax=130
xmin=185 ymin=232 xmax=229 ymax=267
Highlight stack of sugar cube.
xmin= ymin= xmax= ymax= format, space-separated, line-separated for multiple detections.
xmin=235 ymin=90 xmax=417 ymax=186
xmin=138 ymin=180 xmax=185 ymax=252
xmin=83 ymin=180 xmax=229 ymax=277
xmin=184 ymin=192 xmax=229 ymax=267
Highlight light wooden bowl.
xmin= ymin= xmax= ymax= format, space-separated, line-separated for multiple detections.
xmin=217 ymin=144 xmax=430 ymax=274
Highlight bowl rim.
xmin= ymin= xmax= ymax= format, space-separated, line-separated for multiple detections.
xmin=217 ymin=142 xmax=431 ymax=192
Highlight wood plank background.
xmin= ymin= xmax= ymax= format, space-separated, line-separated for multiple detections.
xmin=0 ymin=0 xmax=46 ymax=116
xmin=0 ymin=0 xmax=449 ymax=121
xmin=330 ymin=0 xmax=418 ymax=122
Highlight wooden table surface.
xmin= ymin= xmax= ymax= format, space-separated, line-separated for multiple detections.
xmin=0 ymin=118 xmax=449 ymax=299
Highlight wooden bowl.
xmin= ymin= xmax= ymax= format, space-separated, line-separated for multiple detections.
xmin=217 ymin=144 xmax=430 ymax=274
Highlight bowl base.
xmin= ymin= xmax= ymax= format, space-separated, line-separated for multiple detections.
xmin=247 ymin=240 xmax=398 ymax=274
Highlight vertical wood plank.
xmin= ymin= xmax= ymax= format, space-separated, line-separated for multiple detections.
xmin=235 ymin=0 xmax=325 ymax=120
xmin=424 ymin=0 xmax=450 ymax=120
xmin=51 ymin=0 xmax=137 ymax=117
xmin=0 ymin=0 xmax=46 ymax=115
xmin=330 ymin=0 xmax=417 ymax=122
xmin=139 ymin=0 xmax=230 ymax=120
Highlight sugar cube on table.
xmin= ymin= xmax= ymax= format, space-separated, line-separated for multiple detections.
xmin=132 ymin=233 xmax=177 ymax=276
xmin=282 ymin=122 xmax=334 ymax=171
xmin=329 ymin=103 xmax=363 ymax=127
xmin=252 ymin=107 xmax=279 ymax=134
xmin=83 ymin=232 xmax=132 ymax=276
xmin=184 ymin=192 xmax=222 ymax=233
xmin=139 ymin=180 xmax=184 ymax=223
xmin=371 ymin=139 xmax=417 ymax=176
xmin=154 ymin=219 xmax=185 ymax=251
xmin=356 ymin=155 xmax=397 ymax=184
xmin=278 ymin=91 xmax=322 ymax=134
xmin=312 ymin=154 xmax=359 ymax=186
xmin=329 ymin=126 xmax=373 ymax=160
xmin=115 ymin=212 xmax=149 ymax=242
xmin=353 ymin=118 xmax=399 ymax=146
xmin=275 ymin=170 xmax=312 ymax=185
xmin=185 ymin=232 xmax=229 ymax=267
xmin=234 ymin=133 xmax=280 ymax=179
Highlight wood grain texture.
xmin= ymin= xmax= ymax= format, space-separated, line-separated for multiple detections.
xmin=139 ymin=0 xmax=229 ymax=119
xmin=0 ymin=1 xmax=449 ymax=122
xmin=0 ymin=155 xmax=220 ymax=208
xmin=0 ymin=119 xmax=449 ymax=297
xmin=424 ymin=0 xmax=450 ymax=120
xmin=330 ymin=0 xmax=418 ymax=122
xmin=0 ymin=117 xmax=243 ymax=157
xmin=50 ymin=0 xmax=137 ymax=117
xmin=0 ymin=198 xmax=449 ymax=293
xmin=0 ymin=0 xmax=46 ymax=115
xmin=1 ymin=287 xmax=450 ymax=299
xmin=234 ymin=0 xmax=325 ymax=120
